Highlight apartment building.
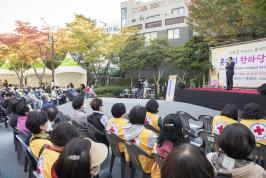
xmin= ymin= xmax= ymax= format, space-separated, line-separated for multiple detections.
xmin=120 ymin=0 xmax=193 ymax=46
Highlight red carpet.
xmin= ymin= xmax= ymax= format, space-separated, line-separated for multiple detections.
xmin=188 ymin=88 xmax=259 ymax=95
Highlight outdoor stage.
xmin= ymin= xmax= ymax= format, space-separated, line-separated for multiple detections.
xmin=174 ymin=88 xmax=266 ymax=111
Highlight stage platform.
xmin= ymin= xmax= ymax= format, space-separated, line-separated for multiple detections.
xmin=174 ymin=88 xmax=266 ymax=111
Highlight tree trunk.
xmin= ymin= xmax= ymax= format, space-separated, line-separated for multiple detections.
xmin=156 ymin=81 xmax=160 ymax=95
xmin=130 ymin=71 xmax=134 ymax=88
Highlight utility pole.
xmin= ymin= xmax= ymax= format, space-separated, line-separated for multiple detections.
xmin=49 ymin=33 xmax=56 ymax=87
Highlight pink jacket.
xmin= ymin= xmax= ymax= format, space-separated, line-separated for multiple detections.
xmin=17 ymin=116 xmax=30 ymax=135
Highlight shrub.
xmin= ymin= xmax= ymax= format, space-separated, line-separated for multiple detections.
xmin=94 ymin=86 xmax=125 ymax=97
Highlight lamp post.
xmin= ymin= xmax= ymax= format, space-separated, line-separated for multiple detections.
xmin=49 ymin=33 xmax=56 ymax=87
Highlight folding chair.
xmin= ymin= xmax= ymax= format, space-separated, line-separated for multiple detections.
xmin=125 ymin=142 xmax=152 ymax=178
xmin=15 ymin=135 xmax=29 ymax=172
xmin=26 ymin=148 xmax=39 ymax=178
xmin=85 ymin=122 xmax=105 ymax=141
xmin=105 ymin=131 xmax=126 ymax=178
xmin=198 ymin=115 xmax=214 ymax=132
xmin=71 ymin=120 xmax=89 ymax=137
xmin=0 ymin=105 xmax=8 ymax=128
xmin=176 ymin=111 xmax=203 ymax=135
xmin=198 ymin=129 xmax=219 ymax=154
xmin=151 ymin=153 xmax=163 ymax=170
xmin=216 ymin=173 xmax=232 ymax=178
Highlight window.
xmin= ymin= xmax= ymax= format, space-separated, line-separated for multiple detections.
xmin=121 ymin=8 xmax=127 ymax=27
xmin=172 ymin=7 xmax=185 ymax=16
xmin=132 ymin=19 xmax=136 ymax=23
xmin=168 ymin=28 xmax=180 ymax=39
xmin=144 ymin=32 xmax=157 ymax=45
xmin=146 ymin=14 xmax=160 ymax=20
xmin=145 ymin=20 xmax=162 ymax=29
xmin=165 ymin=17 xmax=185 ymax=25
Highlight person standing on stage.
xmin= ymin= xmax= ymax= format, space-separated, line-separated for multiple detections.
xmin=226 ymin=57 xmax=235 ymax=90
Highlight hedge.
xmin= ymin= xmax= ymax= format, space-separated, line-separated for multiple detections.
xmin=94 ymin=86 xmax=125 ymax=97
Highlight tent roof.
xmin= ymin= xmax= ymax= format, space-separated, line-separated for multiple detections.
xmin=59 ymin=52 xmax=78 ymax=67
xmin=25 ymin=67 xmax=52 ymax=76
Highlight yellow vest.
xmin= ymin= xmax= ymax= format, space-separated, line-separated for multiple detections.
xmin=37 ymin=147 xmax=60 ymax=178
xmin=240 ymin=119 xmax=266 ymax=145
xmin=125 ymin=128 xmax=157 ymax=173
xmin=107 ymin=117 xmax=128 ymax=152
xmin=151 ymin=144 xmax=160 ymax=178
xmin=30 ymin=134 xmax=51 ymax=159
xmin=212 ymin=115 xmax=237 ymax=134
xmin=146 ymin=112 xmax=160 ymax=131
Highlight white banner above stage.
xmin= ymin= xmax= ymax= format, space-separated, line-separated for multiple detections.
xmin=211 ymin=39 xmax=266 ymax=88
xmin=166 ymin=75 xmax=177 ymax=101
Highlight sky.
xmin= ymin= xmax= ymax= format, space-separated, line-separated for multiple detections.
xmin=0 ymin=0 xmax=124 ymax=33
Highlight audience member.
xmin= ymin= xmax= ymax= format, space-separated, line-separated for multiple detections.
xmin=161 ymin=144 xmax=215 ymax=178
xmin=42 ymin=106 xmax=60 ymax=131
xmin=26 ymin=111 xmax=51 ymax=158
xmin=16 ymin=102 xmax=31 ymax=135
xmin=151 ymin=113 xmax=189 ymax=178
xmin=71 ymin=95 xmax=87 ymax=124
xmin=107 ymin=103 xmax=128 ymax=152
xmin=145 ymin=99 xmax=162 ymax=131
xmin=207 ymin=123 xmax=266 ymax=178
xmin=42 ymin=93 xmax=53 ymax=109
xmin=87 ymin=98 xmax=109 ymax=147
xmin=55 ymin=137 xmax=108 ymax=178
xmin=240 ymin=103 xmax=266 ymax=144
xmin=123 ymin=106 xmax=157 ymax=174
xmin=37 ymin=122 xmax=79 ymax=178
xmin=212 ymin=104 xmax=238 ymax=134
xmin=7 ymin=98 xmax=23 ymax=128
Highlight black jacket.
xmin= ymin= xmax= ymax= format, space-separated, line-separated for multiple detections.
xmin=226 ymin=61 xmax=235 ymax=76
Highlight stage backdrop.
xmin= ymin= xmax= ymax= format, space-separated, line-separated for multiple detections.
xmin=210 ymin=39 xmax=266 ymax=88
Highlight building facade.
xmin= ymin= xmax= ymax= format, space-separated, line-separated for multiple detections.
xmin=103 ymin=21 xmax=121 ymax=34
xmin=121 ymin=0 xmax=193 ymax=46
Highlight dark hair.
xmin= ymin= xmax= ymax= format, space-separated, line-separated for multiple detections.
xmin=218 ymin=123 xmax=255 ymax=159
xmin=145 ymin=99 xmax=159 ymax=113
xmin=50 ymin=122 xmax=79 ymax=146
xmin=26 ymin=111 xmax=48 ymax=134
xmin=5 ymin=92 xmax=13 ymax=97
xmin=111 ymin=103 xmax=126 ymax=118
xmin=55 ymin=138 xmax=92 ymax=178
xmin=158 ymin=114 xmax=187 ymax=147
xmin=80 ymin=84 xmax=85 ymax=90
xmin=72 ymin=95 xmax=84 ymax=110
xmin=242 ymin=103 xmax=265 ymax=120
xmin=161 ymin=144 xmax=215 ymax=178
xmin=221 ymin=104 xmax=238 ymax=121
xmin=128 ymin=106 xmax=146 ymax=125
xmin=90 ymin=98 xmax=102 ymax=111
xmin=7 ymin=98 xmax=24 ymax=114
xmin=16 ymin=102 xmax=30 ymax=116
xmin=42 ymin=106 xmax=59 ymax=122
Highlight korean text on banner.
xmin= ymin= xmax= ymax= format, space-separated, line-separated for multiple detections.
xmin=166 ymin=75 xmax=177 ymax=101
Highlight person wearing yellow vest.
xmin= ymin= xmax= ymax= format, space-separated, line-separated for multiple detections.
xmin=145 ymin=99 xmax=162 ymax=132
xmin=151 ymin=114 xmax=189 ymax=178
xmin=240 ymin=103 xmax=266 ymax=145
xmin=212 ymin=104 xmax=238 ymax=134
xmin=107 ymin=103 xmax=128 ymax=153
xmin=26 ymin=111 xmax=51 ymax=158
xmin=124 ymin=106 xmax=157 ymax=174
xmin=37 ymin=123 xmax=79 ymax=178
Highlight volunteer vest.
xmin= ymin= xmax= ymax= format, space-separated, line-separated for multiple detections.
xmin=125 ymin=128 xmax=157 ymax=173
xmin=240 ymin=119 xmax=266 ymax=145
xmin=30 ymin=134 xmax=51 ymax=159
xmin=107 ymin=117 xmax=128 ymax=152
xmin=212 ymin=115 xmax=237 ymax=134
xmin=145 ymin=112 xmax=160 ymax=131
xmin=37 ymin=146 xmax=60 ymax=178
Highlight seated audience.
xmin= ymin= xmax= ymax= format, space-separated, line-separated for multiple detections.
xmin=55 ymin=137 xmax=108 ymax=178
xmin=107 ymin=103 xmax=128 ymax=152
xmin=87 ymin=98 xmax=109 ymax=147
xmin=7 ymin=98 xmax=23 ymax=128
xmin=161 ymin=144 xmax=215 ymax=178
xmin=42 ymin=93 xmax=53 ymax=109
xmin=16 ymin=102 xmax=31 ymax=135
xmin=151 ymin=114 xmax=189 ymax=178
xmin=145 ymin=99 xmax=162 ymax=131
xmin=26 ymin=111 xmax=51 ymax=158
xmin=37 ymin=122 xmax=79 ymax=178
xmin=1 ymin=91 xmax=13 ymax=109
xmin=207 ymin=123 xmax=266 ymax=178
xmin=212 ymin=104 xmax=238 ymax=134
xmin=71 ymin=95 xmax=87 ymax=124
xmin=123 ymin=106 xmax=157 ymax=174
xmin=240 ymin=103 xmax=266 ymax=144
xmin=42 ymin=106 xmax=60 ymax=131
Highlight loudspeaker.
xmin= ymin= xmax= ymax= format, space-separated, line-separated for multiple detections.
xmin=257 ymin=83 xmax=266 ymax=95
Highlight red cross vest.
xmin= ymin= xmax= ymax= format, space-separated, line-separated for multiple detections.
xmin=212 ymin=115 xmax=237 ymax=134
xmin=240 ymin=119 xmax=266 ymax=145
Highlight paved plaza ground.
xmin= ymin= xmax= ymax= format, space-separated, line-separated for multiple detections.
xmin=0 ymin=98 xmax=219 ymax=178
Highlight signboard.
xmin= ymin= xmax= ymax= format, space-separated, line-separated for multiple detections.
xmin=210 ymin=39 xmax=266 ymax=88
xmin=166 ymin=75 xmax=177 ymax=101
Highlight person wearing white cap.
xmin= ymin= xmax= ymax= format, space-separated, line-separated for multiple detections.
xmin=55 ymin=137 xmax=109 ymax=178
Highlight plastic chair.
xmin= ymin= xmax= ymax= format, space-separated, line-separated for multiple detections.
xmin=0 ymin=105 xmax=8 ymax=128
xmin=216 ymin=173 xmax=232 ymax=178
xmin=26 ymin=148 xmax=38 ymax=178
xmin=198 ymin=115 xmax=214 ymax=132
xmin=85 ymin=122 xmax=105 ymax=141
xmin=57 ymin=111 xmax=72 ymax=122
xmin=198 ymin=129 xmax=219 ymax=154
xmin=15 ymin=135 xmax=29 ymax=172
xmin=144 ymin=123 xmax=160 ymax=135
xmin=151 ymin=153 xmax=163 ymax=170
xmin=125 ymin=142 xmax=152 ymax=178
xmin=251 ymin=143 xmax=266 ymax=169
xmin=71 ymin=120 xmax=89 ymax=137
xmin=105 ymin=131 xmax=126 ymax=178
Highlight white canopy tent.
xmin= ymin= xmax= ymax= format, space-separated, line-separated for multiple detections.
xmin=24 ymin=60 xmax=52 ymax=87
xmin=55 ymin=52 xmax=87 ymax=87
xmin=0 ymin=60 xmax=19 ymax=85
